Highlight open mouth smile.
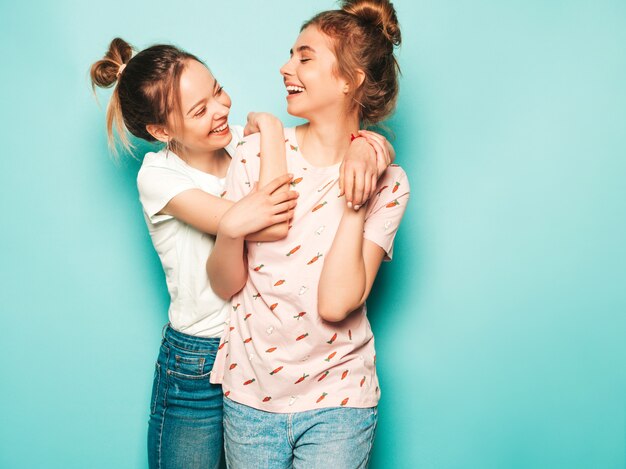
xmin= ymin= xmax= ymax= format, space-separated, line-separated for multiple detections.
xmin=286 ymin=85 xmax=305 ymax=96
xmin=209 ymin=122 xmax=229 ymax=134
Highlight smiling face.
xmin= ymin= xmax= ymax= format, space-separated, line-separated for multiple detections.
xmin=280 ymin=26 xmax=352 ymax=122
xmin=167 ymin=59 xmax=232 ymax=153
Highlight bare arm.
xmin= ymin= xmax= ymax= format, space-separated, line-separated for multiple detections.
xmin=207 ymin=230 xmax=248 ymax=300
xmin=252 ymin=113 xmax=288 ymax=188
xmin=160 ymin=189 xmax=231 ymax=235
xmin=207 ymin=177 xmax=296 ymax=299
xmin=317 ymin=204 xmax=386 ymax=322
xmin=208 ymin=114 xmax=292 ymax=299
xmin=161 ymin=176 xmax=296 ymax=241
xmin=246 ymin=112 xmax=290 ymax=240
xmin=162 ymin=115 xmax=291 ymax=241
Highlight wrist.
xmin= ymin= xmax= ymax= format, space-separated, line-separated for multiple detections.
xmin=343 ymin=200 xmax=368 ymax=218
xmin=218 ymin=216 xmax=245 ymax=241
xmin=348 ymin=135 xmax=369 ymax=150
xmin=257 ymin=114 xmax=282 ymax=132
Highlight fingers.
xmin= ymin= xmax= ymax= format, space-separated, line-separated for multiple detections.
xmin=270 ymin=209 xmax=294 ymax=225
xmin=363 ymin=134 xmax=386 ymax=164
xmin=344 ymin=169 xmax=355 ymax=208
xmin=362 ymin=171 xmax=372 ymax=207
xmin=359 ymin=130 xmax=390 ymax=161
xmin=270 ymin=189 xmax=299 ymax=205
xmin=353 ymin=170 xmax=365 ymax=209
xmin=262 ymin=173 xmax=294 ymax=194
xmin=370 ymin=172 xmax=378 ymax=200
xmin=338 ymin=161 xmax=345 ymax=196
xmin=359 ymin=130 xmax=392 ymax=174
xmin=244 ymin=112 xmax=260 ymax=136
xmin=358 ymin=130 xmax=387 ymax=150
xmin=271 ymin=198 xmax=298 ymax=215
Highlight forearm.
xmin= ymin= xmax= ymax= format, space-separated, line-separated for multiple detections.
xmin=207 ymin=231 xmax=248 ymax=300
xmin=258 ymin=118 xmax=288 ymax=188
xmin=251 ymin=117 xmax=290 ymax=241
xmin=318 ymin=206 xmax=368 ymax=322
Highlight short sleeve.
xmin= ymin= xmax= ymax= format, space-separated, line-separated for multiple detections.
xmin=363 ymin=168 xmax=410 ymax=260
xmin=223 ymin=136 xmax=259 ymax=203
xmin=224 ymin=125 xmax=245 ymax=157
xmin=137 ymin=164 xmax=196 ymax=224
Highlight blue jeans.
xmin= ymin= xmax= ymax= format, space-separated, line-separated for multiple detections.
xmin=147 ymin=325 xmax=224 ymax=469
xmin=223 ymin=397 xmax=378 ymax=469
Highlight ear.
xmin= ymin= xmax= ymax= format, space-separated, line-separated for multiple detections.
xmin=354 ymin=69 xmax=366 ymax=89
xmin=342 ymin=69 xmax=366 ymax=94
xmin=146 ymin=124 xmax=170 ymax=144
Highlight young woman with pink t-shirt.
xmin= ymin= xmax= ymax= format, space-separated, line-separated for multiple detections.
xmin=208 ymin=0 xmax=409 ymax=467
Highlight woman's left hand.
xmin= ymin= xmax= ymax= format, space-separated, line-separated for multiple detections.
xmin=339 ymin=130 xmax=395 ymax=209
xmin=357 ymin=130 xmax=395 ymax=178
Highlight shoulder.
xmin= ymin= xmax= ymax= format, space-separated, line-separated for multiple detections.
xmin=366 ymin=164 xmax=410 ymax=216
xmin=228 ymin=132 xmax=262 ymax=170
xmin=238 ymin=131 xmax=262 ymax=150
xmin=378 ymin=164 xmax=410 ymax=191
xmin=230 ymin=125 xmax=245 ymax=142
xmin=136 ymin=149 xmax=190 ymax=192
xmin=224 ymin=125 xmax=245 ymax=156
xmin=138 ymin=149 xmax=178 ymax=175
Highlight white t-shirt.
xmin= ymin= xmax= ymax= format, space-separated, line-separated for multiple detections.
xmin=137 ymin=126 xmax=244 ymax=338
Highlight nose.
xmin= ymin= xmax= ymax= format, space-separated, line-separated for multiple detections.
xmin=212 ymin=98 xmax=231 ymax=121
xmin=207 ymin=105 xmax=228 ymax=128
xmin=280 ymin=57 xmax=294 ymax=80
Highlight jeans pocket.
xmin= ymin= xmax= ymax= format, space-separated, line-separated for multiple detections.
xmin=168 ymin=349 xmax=216 ymax=378
xmin=150 ymin=362 xmax=161 ymax=415
xmin=165 ymin=363 xmax=221 ymax=409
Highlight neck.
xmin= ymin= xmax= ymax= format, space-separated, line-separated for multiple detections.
xmin=299 ymin=112 xmax=360 ymax=166
xmin=175 ymin=145 xmax=230 ymax=177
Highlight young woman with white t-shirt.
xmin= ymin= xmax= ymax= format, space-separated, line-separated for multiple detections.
xmin=91 ymin=39 xmax=301 ymax=469
xmin=91 ymin=38 xmax=392 ymax=469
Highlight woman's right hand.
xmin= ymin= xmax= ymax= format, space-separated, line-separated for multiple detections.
xmin=244 ymin=112 xmax=282 ymax=137
xmin=218 ymin=173 xmax=298 ymax=239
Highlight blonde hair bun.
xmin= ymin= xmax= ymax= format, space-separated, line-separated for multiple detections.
xmin=341 ymin=0 xmax=401 ymax=47
xmin=90 ymin=38 xmax=134 ymax=89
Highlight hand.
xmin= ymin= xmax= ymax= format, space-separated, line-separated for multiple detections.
xmin=339 ymin=131 xmax=393 ymax=210
xmin=219 ymin=173 xmax=298 ymax=239
xmin=243 ymin=112 xmax=282 ymax=137
xmin=356 ymin=130 xmax=394 ymax=178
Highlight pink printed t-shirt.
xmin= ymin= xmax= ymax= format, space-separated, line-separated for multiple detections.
xmin=210 ymin=127 xmax=410 ymax=413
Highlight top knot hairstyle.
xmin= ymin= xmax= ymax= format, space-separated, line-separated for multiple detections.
xmin=302 ymin=0 xmax=401 ymax=126
xmin=90 ymin=38 xmax=202 ymax=153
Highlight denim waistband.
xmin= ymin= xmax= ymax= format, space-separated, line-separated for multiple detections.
xmin=162 ymin=324 xmax=221 ymax=353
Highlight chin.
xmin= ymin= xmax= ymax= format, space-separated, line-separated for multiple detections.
xmin=222 ymin=132 xmax=233 ymax=146
xmin=286 ymin=102 xmax=309 ymax=120
xmin=207 ymin=131 xmax=232 ymax=149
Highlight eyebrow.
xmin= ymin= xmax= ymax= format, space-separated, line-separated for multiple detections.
xmin=186 ymin=78 xmax=218 ymax=116
xmin=289 ymin=45 xmax=316 ymax=56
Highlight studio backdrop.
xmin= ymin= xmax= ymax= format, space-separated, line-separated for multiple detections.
xmin=1 ymin=0 xmax=625 ymax=468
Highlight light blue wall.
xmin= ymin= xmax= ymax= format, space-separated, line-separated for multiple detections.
xmin=1 ymin=1 xmax=625 ymax=467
